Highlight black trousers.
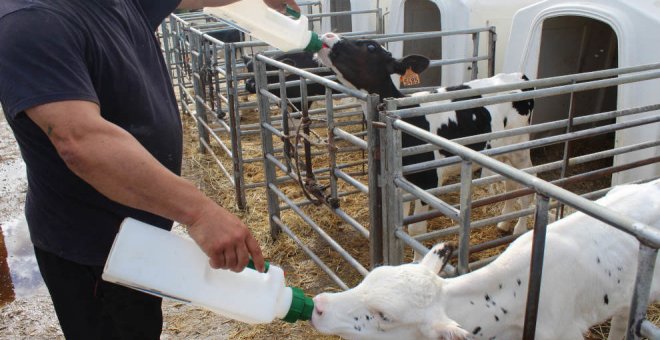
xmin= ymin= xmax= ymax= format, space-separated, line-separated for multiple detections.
xmin=34 ymin=247 xmax=163 ymax=340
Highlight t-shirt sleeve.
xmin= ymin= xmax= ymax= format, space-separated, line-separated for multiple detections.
xmin=0 ymin=8 xmax=98 ymax=119
xmin=137 ymin=0 xmax=182 ymax=31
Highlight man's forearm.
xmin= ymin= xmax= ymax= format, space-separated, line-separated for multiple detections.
xmin=65 ymin=122 xmax=213 ymax=225
xmin=26 ymin=101 xmax=213 ymax=226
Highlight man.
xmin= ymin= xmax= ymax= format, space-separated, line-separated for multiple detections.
xmin=0 ymin=0 xmax=299 ymax=338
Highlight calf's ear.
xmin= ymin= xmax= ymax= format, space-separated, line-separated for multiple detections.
xmin=421 ymin=243 xmax=454 ymax=274
xmin=401 ymin=55 xmax=430 ymax=74
xmin=421 ymin=320 xmax=472 ymax=340
xmin=387 ymin=55 xmax=430 ymax=76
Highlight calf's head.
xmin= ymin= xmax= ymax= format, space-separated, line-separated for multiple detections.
xmin=311 ymin=243 xmax=470 ymax=340
xmin=316 ymin=33 xmax=429 ymax=95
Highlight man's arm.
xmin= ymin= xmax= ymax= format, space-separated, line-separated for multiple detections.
xmin=25 ymin=100 xmax=264 ymax=273
xmin=178 ymin=0 xmax=300 ymax=12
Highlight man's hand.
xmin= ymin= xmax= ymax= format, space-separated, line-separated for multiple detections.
xmin=186 ymin=201 xmax=265 ymax=273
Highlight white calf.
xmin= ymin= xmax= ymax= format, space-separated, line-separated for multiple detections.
xmin=311 ymin=179 xmax=660 ymax=340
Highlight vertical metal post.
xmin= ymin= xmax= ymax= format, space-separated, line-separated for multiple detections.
xmin=366 ymin=94 xmax=384 ymax=268
xmin=625 ymin=244 xmax=658 ymax=340
xmin=171 ymin=18 xmax=186 ymax=112
xmin=221 ymin=43 xmax=246 ymax=209
xmin=381 ymin=101 xmax=404 ymax=265
xmin=376 ymin=8 xmax=384 ymax=34
xmin=191 ymin=33 xmax=210 ymax=153
xmin=471 ymin=32 xmax=480 ymax=80
xmin=279 ymin=70 xmax=292 ymax=168
xmin=325 ymin=87 xmax=339 ymax=201
xmin=300 ymin=78 xmax=314 ymax=184
xmin=458 ymin=160 xmax=473 ymax=275
xmin=211 ymin=43 xmax=223 ymax=117
xmin=255 ymin=56 xmax=281 ymax=240
xmin=557 ymin=81 xmax=578 ymax=220
xmin=228 ymin=43 xmax=247 ymax=209
xmin=487 ymin=26 xmax=496 ymax=77
xmin=522 ymin=194 xmax=550 ymax=340
xmin=160 ymin=20 xmax=174 ymax=80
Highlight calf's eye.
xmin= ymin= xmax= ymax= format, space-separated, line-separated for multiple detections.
xmin=367 ymin=44 xmax=377 ymax=52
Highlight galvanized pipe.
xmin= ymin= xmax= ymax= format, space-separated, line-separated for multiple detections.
xmin=272 ymin=216 xmax=349 ymax=290
xmin=270 ymin=183 xmax=369 ymax=277
xmin=393 ymin=119 xmax=660 ymax=248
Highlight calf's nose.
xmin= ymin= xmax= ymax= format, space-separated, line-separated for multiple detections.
xmin=313 ymin=295 xmax=326 ymax=316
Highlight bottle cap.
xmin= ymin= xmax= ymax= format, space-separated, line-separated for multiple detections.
xmin=285 ymin=6 xmax=301 ymax=19
xmin=304 ymin=32 xmax=323 ymax=53
xmin=246 ymin=258 xmax=270 ymax=272
xmin=282 ymin=287 xmax=314 ymax=322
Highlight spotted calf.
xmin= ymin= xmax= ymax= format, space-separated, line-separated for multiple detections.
xmin=316 ymin=33 xmax=538 ymax=260
xmin=311 ymin=179 xmax=660 ymax=339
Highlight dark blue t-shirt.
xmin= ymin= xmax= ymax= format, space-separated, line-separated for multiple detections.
xmin=0 ymin=0 xmax=182 ymax=265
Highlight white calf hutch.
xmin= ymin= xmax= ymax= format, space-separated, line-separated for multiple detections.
xmin=503 ymin=0 xmax=660 ymax=185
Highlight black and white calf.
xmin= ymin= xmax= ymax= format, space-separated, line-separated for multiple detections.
xmin=316 ymin=33 xmax=537 ymax=260
xmin=311 ymin=179 xmax=660 ymax=339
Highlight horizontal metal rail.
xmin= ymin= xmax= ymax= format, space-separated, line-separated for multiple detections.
xmin=392 ymin=118 xmax=660 ymax=248
xmin=271 ymin=216 xmax=350 ymax=290
xmin=395 ymin=61 xmax=660 ymax=107
xmin=394 ymin=67 xmax=660 ymax=118
xmin=402 ymin=104 xmax=659 ymax=157
xmin=269 ymin=184 xmax=369 ymax=277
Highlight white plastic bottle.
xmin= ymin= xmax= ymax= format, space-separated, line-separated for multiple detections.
xmin=204 ymin=0 xmax=322 ymax=52
xmin=102 ymin=218 xmax=314 ymax=324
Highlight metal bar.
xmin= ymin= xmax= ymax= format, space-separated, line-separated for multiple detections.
xmin=334 ymin=169 xmax=368 ymax=194
xmin=625 ymin=244 xmax=658 ymax=340
xmin=190 ymin=34 xmax=210 ymax=153
xmin=382 ymin=111 xmax=405 ymax=265
xmin=325 ymin=87 xmax=340 ymax=205
xmin=487 ymin=27 xmax=496 ymax=77
xmin=403 ymin=140 xmax=660 ymax=203
xmin=224 ymin=43 xmax=246 ymax=209
xmin=401 ymin=104 xmax=660 ymax=158
xmin=640 ymin=320 xmax=660 ymax=339
xmin=365 ymin=93 xmax=384 ymax=268
xmin=403 ymin=112 xmax=660 ymax=175
xmin=522 ymin=195 xmax=550 ymax=340
xmin=394 ymin=62 xmax=660 ymax=108
xmin=255 ymin=57 xmax=282 ymax=239
xmin=197 ymin=136 xmax=233 ymax=185
xmin=470 ymin=32 xmax=479 ymax=80
xmin=333 ymin=127 xmax=368 ymax=150
xmin=392 ymin=119 xmax=660 ymax=247
xmin=394 ymin=177 xmax=461 ymax=222
xmin=458 ymin=161 xmax=473 ymax=275
xmin=333 ymin=208 xmax=370 ymax=239
xmin=270 ymin=183 xmax=369 ymax=276
xmin=272 ymin=216 xmax=349 ymax=290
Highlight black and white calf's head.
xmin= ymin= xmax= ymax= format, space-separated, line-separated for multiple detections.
xmin=316 ymin=32 xmax=430 ymax=96
xmin=311 ymin=243 xmax=471 ymax=340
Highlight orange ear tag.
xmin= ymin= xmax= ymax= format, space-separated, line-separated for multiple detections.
xmin=400 ymin=67 xmax=420 ymax=87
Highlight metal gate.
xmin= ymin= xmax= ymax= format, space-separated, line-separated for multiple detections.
xmin=378 ymin=63 xmax=660 ymax=339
